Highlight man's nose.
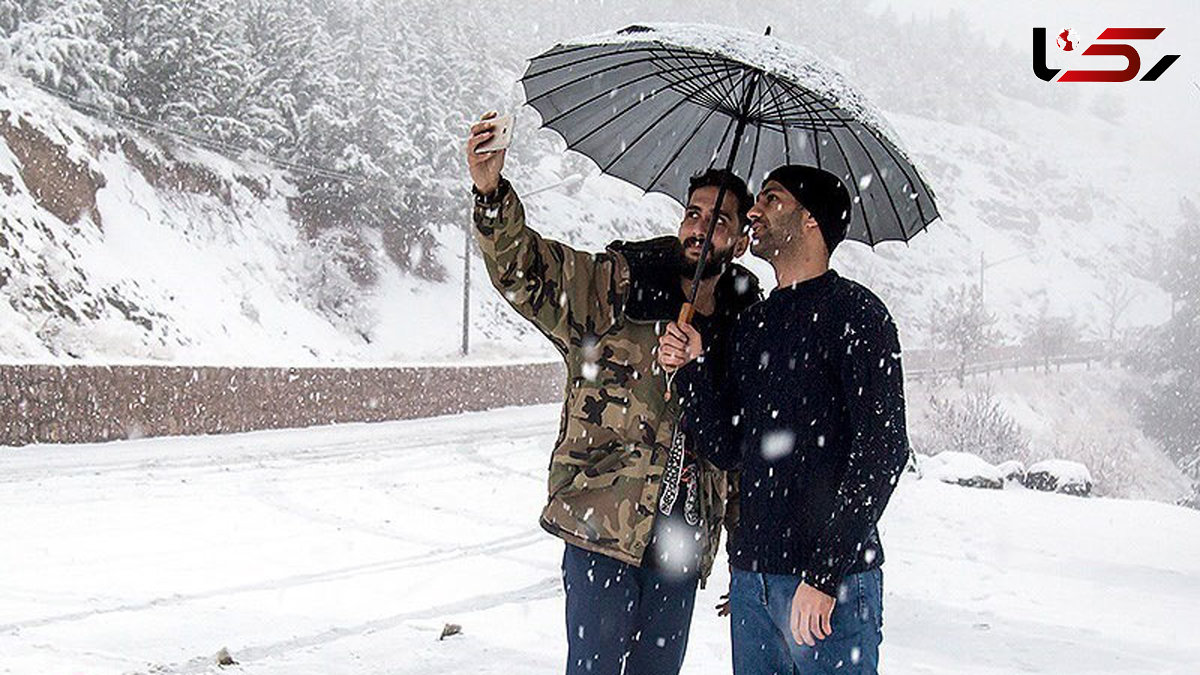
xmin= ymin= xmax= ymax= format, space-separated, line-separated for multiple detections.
xmin=683 ymin=216 xmax=706 ymax=237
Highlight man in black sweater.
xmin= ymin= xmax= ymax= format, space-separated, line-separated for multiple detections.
xmin=657 ymin=165 xmax=909 ymax=675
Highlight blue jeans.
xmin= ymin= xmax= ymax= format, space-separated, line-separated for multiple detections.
xmin=729 ymin=567 xmax=884 ymax=675
xmin=561 ymin=543 xmax=698 ymax=675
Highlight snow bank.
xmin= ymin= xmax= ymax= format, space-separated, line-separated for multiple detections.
xmin=921 ymin=451 xmax=1004 ymax=489
xmin=994 ymin=459 xmax=1027 ymax=482
xmin=1026 ymin=459 xmax=1094 ymax=496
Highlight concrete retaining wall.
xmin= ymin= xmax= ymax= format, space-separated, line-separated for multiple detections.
xmin=0 ymin=362 xmax=566 ymax=447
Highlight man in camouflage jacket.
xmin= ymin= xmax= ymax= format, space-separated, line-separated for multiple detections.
xmin=466 ymin=113 xmax=760 ymax=675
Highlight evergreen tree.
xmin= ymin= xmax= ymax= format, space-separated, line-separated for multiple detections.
xmin=0 ymin=0 xmax=32 ymax=34
xmin=1 ymin=0 xmax=121 ymax=108
xmin=107 ymin=0 xmax=250 ymax=143
xmin=1132 ymin=197 xmax=1200 ymax=506
xmin=238 ymin=0 xmax=343 ymax=153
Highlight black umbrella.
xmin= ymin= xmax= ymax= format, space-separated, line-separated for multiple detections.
xmin=522 ymin=23 xmax=939 ymax=321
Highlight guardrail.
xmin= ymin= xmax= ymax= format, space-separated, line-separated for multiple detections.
xmin=907 ymin=352 xmax=1111 ymax=382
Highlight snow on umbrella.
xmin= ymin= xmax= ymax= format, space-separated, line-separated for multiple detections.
xmin=522 ymin=23 xmax=940 ymax=315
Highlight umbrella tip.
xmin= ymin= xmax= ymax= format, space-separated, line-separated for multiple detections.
xmin=765 ymin=26 xmax=772 ymax=36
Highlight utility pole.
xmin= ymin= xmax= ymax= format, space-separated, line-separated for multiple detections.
xmin=459 ymin=173 xmax=585 ymax=357
xmin=461 ymin=217 xmax=471 ymax=356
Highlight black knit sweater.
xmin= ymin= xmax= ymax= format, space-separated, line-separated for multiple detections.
xmin=676 ymin=269 xmax=909 ymax=596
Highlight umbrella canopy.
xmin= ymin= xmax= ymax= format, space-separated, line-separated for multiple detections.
xmin=522 ymin=23 xmax=939 ymax=246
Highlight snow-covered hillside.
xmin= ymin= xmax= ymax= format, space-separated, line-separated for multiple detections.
xmin=0 ymin=71 xmax=681 ymax=365
xmin=838 ymin=102 xmax=1190 ymax=343
xmin=1 ymin=65 xmax=1194 ymax=365
xmin=2 ymin=406 xmax=1198 ymax=674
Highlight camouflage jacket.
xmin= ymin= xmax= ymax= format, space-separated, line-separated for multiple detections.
xmin=473 ymin=179 xmax=760 ymax=581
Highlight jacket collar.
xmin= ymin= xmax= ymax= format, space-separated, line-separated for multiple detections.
xmin=606 ymin=236 xmax=761 ymax=323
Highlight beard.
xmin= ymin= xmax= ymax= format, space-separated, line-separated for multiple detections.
xmin=748 ymin=234 xmax=772 ymax=260
xmin=678 ymin=238 xmax=735 ymax=280
xmin=748 ymin=220 xmax=784 ymax=261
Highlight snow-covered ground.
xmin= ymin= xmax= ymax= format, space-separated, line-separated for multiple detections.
xmin=3 ymin=405 xmax=1198 ymax=674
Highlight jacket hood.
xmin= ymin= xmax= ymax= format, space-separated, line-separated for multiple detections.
xmin=606 ymin=236 xmax=761 ymax=323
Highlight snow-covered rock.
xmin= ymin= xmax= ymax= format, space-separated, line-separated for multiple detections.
xmin=1025 ymin=459 xmax=1093 ymax=497
xmin=906 ymin=451 xmax=929 ymax=475
xmin=995 ymin=460 xmax=1027 ymax=483
xmin=905 ymin=368 xmax=1191 ymax=503
xmin=922 ymin=451 xmax=1003 ymax=490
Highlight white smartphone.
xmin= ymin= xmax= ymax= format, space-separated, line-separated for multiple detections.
xmin=474 ymin=113 xmax=514 ymax=154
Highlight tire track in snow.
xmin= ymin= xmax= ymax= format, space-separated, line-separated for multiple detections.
xmin=1 ymin=411 xmax=559 ymax=633
xmin=252 ymin=477 xmax=532 ymax=540
xmin=138 ymin=576 xmax=563 ymax=675
xmin=0 ymin=528 xmax=546 ymax=633
xmin=244 ymin=427 xmax=547 ymax=542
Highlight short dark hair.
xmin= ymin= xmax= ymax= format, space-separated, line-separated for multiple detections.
xmin=687 ymin=168 xmax=751 ymax=226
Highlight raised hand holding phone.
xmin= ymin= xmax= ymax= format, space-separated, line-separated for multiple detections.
xmin=474 ymin=113 xmax=513 ymax=154
xmin=466 ymin=111 xmax=510 ymax=196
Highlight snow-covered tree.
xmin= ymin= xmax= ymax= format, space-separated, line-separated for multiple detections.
xmin=105 ymin=0 xmax=250 ymax=143
xmin=0 ymin=0 xmax=31 ymax=34
xmin=301 ymin=227 xmax=376 ymax=341
xmin=0 ymin=0 xmax=122 ymax=108
xmin=237 ymin=0 xmax=346 ymax=155
xmin=917 ymin=386 xmax=1031 ymax=464
xmin=1132 ymin=197 xmax=1200 ymax=507
xmin=1095 ymin=279 xmax=1137 ymax=346
xmin=286 ymin=0 xmax=499 ymax=279
xmin=928 ymin=284 xmax=999 ymax=385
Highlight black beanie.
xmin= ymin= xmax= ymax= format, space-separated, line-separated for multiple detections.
xmin=765 ymin=165 xmax=852 ymax=253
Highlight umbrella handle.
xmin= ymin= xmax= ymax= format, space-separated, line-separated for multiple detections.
xmin=677 ymin=302 xmax=695 ymax=325
xmin=664 ymin=302 xmax=695 ymax=402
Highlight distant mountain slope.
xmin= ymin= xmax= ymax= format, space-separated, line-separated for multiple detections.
xmin=0 ymin=73 xmax=676 ymax=364
xmin=0 ymin=60 xmax=1193 ymax=364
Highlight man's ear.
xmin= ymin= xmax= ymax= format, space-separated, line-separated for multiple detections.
xmin=801 ymin=209 xmax=819 ymax=232
xmin=733 ymin=227 xmax=750 ymax=257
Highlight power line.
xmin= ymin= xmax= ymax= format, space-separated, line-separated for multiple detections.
xmin=24 ymin=79 xmax=585 ymax=208
xmin=26 ymin=80 xmax=369 ymax=185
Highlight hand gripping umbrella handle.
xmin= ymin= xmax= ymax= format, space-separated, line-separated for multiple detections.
xmin=677 ymin=302 xmax=695 ymax=325
xmin=664 ymin=301 xmax=695 ymax=402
